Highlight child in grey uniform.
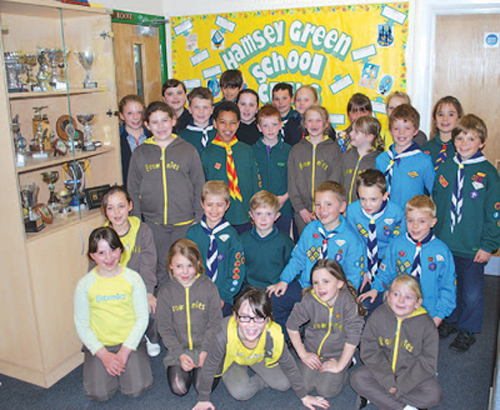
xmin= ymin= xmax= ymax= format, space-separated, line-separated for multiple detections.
xmin=287 ymin=259 xmax=365 ymax=398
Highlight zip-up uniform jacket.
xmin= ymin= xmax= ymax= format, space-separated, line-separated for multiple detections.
xmin=288 ymin=137 xmax=343 ymax=214
xmin=421 ymin=133 xmax=456 ymax=167
xmin=197 ymin=316 xmax=308 ymax=402
xmin=341 ymin=148 xmax=380 ymax=204
xmin=156 ymin=274 xmax=222 ymax=360
xmin=286 ymin=288 xmax=363 ymax=360
xmin=360 ymin=303 xmax=439 ymax=399
xmin=127 ymin=135 xmax=205 ymax=225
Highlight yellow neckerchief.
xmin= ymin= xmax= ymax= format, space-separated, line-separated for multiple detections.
xmin=211 ymin=135 xmax=243 ymax=202
xmin=105 ymin=216 xmax=140 ymax=267
xmin=221 ymin=316 xmax=284 ymax=375
xmin=391 ymin=305 xmax=428 ymax=373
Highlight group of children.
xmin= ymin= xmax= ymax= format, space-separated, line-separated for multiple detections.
xmin=74 ymin=70 xmax=500 ymax=409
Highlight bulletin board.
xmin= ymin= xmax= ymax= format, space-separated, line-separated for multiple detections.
xmin=170 ymin=2 xmax=409 ymax=129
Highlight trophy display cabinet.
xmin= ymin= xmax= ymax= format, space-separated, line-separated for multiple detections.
xmin=0 ymin=0 xmax=122 ymax=387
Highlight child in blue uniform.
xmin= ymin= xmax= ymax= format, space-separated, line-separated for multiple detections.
xmin=433 ymin=114 xmax=500 ymax=352
xmin=186 ymin=181 xmax=245 ymax=317
xmin=375 ymin=104 xmax=435 ymax=208
xmin=346 ymin=169 xmax=406 ymax=295
xmin=360 ymin=195 xmax=456 ymax=326
xmin=267 ymin=181 xmax=365 ymax=338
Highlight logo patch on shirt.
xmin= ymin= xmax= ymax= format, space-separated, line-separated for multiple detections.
xmin=380 ymin=263 xmax=386 ymax=271
xmin=429 ymin=263 xmax=437 ymax=271
xmin=439 ymin=175 xmax=449 ymax=188
xmin=214 ymin=162 xmax=221 ymax=170
xmin=408 ymin=171 xmax=419 ymax=178
xmin=335 ymin=239 xmax=346 ymax=247
xmin=399 ymin=251 xmax=406 ymax=257
xmin=495 ymin=203 xmax=500 ymax=210
xmin=313 ymin=233 xmax=320 ymax=239
xmin=470 ymin=191 xmax=479 ymax=199
xmin=428 ymin=256 xmax=433 ymax=262
xmin=219 ymin=234 xmax=230 ymax=242
xmin=384 ymin=218 xmax=395 ymax=225
xmin=335 ymin=254 xmax=342 ymax=262
xmin=436 ymin=254 xmax=445 ymax=262
xmin=472 ymin=181 xmax=484 ymax=190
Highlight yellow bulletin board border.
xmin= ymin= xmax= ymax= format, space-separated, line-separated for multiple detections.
xmin=171 ymin=2 xmax=409 ymax=130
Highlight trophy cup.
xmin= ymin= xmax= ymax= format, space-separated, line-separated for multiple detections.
xmin=31 ymin=106 xmax=51 ymax=158
xmin=64 ymin=160 xmax=87 ymax=210
xmin=20 ymin=184 xmax=45 ymax=232
xmin=20 ymin=54 xmax=38 ymax=91
xmin=35 ymin=49 xmax=51 ymax=92
xmin=77 ymin=114 xmax=96 ymax=151
xmin=55 ymin=189 xmax=73 ymax=215
xmin=4 ymin=51 xmax=24 ymax=93
xmin=12 ymin=115 xmax=28 ymax=167
xmin=41 ymin=171 xmax=60 ymax=211
xmin=47 ymin=48 xmax=69 ymax=90
xmin=74 ymin=51 xmax=98 ymax=88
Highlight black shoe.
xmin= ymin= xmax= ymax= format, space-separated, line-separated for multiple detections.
xmin=355 ymin=395 xmax=368 ymax=409
xmin=438 ymin=321 xmax=457 ymax=339
xmin=449 ymin=330 xmax=476 ymax=352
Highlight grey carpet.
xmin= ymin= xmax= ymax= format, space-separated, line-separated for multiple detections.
xmin=1 ymin=275 xmax=498 ymax=410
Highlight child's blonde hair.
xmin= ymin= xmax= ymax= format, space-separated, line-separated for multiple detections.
xmin=295 ymin=85 xmax=319 ymax=103
xmin=167 ymin=238 xmax=205 ymax=276
xmin=352 ymin=115 xmax=383 ymax=150
xmin=431 ymin=96 xmax=463 ymax=140
xmin=388 ymin=275 xmax=423 ymax=301
xmin=201 ymin=181 xmax=230 ymax=203
xmin=452 ymin=114 xmax=487 ymax=144
xmin=405 ymin=195 xmax=436 ymax=218
xmin=250 ymin=190 xmax=280 ymax=212
xmin=304 ymin=105 xmax=332 ymax=136
xmin=306 ymin=259 xmax=366 ymax=316
xmin=315 ymin=180 xmax=346 ymax=203
xmin=385 ymin=91 xmax=410 ymax=111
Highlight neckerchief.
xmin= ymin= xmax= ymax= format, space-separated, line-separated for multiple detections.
xmin=407 ymin=232 xmax=434 ymax=279
xmin=361 ymin=200 xmax=388 ymax=281
xmin=450 ymin=152 xmax=487 ymax=232
xmin=317 ymin=226 xmax=337 ymax=259
xmin=200 ymin=215 xmax=230 ymax=281
xmin=211 ymin=135 xmax=243 ymax=201
xmin=186 ymin=123 xmax=214 ymax=149
xmin=384 ymin=143 xmax=421 ymax=195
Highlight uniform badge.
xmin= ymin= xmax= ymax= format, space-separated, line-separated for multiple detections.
xmin=219 ymin=234 xmax=230 ymax=242
xmin=335 ymin=254 xmax=342 ymax=262
xmin=470 ymin=191 xmax=479 ymax=200
xmin=408 ymin=171 xmax=419 ymax=178
xmin=380 ymin=263 xmax=386 ymax=271
xmin=399 ymin=251 xmax=406 ymax=257
xmin=428 ymin=256 xmax=433 ymax=262
xmin=472 ymin=181 xmax=484 ymax=190
xmin=495 ymin=203 xmax=500 ymax=210
xmin=313 ymin=233 xmax=320 ymax=239
xmin=384 ymin=218 xmax=395 ymax=225
xmin=429 ymin=263 xmax=436 ymax=271
xmin=335 ymin=239 xmax=346 ymax=247
xmin=493 ymin=212 xmax=499 ymax=219
xmin=439 ymin=175 xmax=449 ymax=188
xmin=436 ymin=254 xmax=444 ymax=262
xmin=214 ymin=162 xmax=221 ymax=170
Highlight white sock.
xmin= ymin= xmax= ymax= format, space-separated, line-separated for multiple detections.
xmin=403 ymin=405 xmax=418 ymax=410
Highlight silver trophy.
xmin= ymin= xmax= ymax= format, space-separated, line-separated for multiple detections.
xmin=20 ymin=183 xmax=45 ymax=231
xmin=35 ymin=49 xmax=51 ymax=91
xmin=55 ymin=189 xmax=73 ymax=214
xmin=12 ymin=115 xmax=28 ymax=166
xmin=4 ymin=51 xmax=24 ymax=92
xmin=20 ymin=54 xmax=38 ymax=91
xmin=74 ymin=51 xmax=97 ymax=88
xmin=47 ymin=48 xmax=69 ymax=90
xmin=41 ymin=171 xmax=60 ymax=210
xmin=77 ymin=114 xmax=97 ymax=151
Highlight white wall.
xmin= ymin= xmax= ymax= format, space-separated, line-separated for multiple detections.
xmin=93 ymin=0 xmax=164 ymax=15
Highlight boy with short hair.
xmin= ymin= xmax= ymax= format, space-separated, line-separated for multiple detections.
xmin=272 ymin=82 xmax=296 ymax=122
xmin=267 ymin=181 xmax=366 ymax=336
xmin=162 ymin=79 xmax=192 ymax=133
xmin=186 ymin=181 xmax=245 ymax=317
xmin=360 ymin=195 xmax=456 ymax=327
xmin=253 ymin=104 xmax=294 ymax=236
xmin=218 ymin=69 xmax=244 ymax=104
xmin=200 ymin=101 xmax=262 ymax=233
xmin=433 ymin=114 xmax=500 ymax=352
xmin=179 ymin=87 xmax=216 ymax=154
xmin=346 ymin=169 xmax=406 ymax=293
xmin=375 ymin=104 xmax=435 ymax=208
xmin=240 ymin=190 xmax=295 ymax=290
xmin=236 ymin=89 xmax=262 ymax=146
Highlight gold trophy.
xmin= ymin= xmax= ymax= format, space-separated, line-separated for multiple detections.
xmin=41 ymin=171 xmax=60 ymax=211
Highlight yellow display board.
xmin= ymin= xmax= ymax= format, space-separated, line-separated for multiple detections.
xmin=170 ymin=2 xmax=409 ymax=129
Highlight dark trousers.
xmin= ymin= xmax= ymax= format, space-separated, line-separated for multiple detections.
xmin=270 ymin=279 xmax=303 ymax=340
xmin=447 ymin=255 xmax=485 ymax=333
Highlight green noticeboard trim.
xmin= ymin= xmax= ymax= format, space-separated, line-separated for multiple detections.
xmin=111 ymin=9 xmax=168 ymax=83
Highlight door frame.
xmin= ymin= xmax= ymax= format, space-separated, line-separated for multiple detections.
xmin=111 ymin=9 xmax=169 ymax=84
xmin=410 ymin=0 xmax=500 ymax=134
